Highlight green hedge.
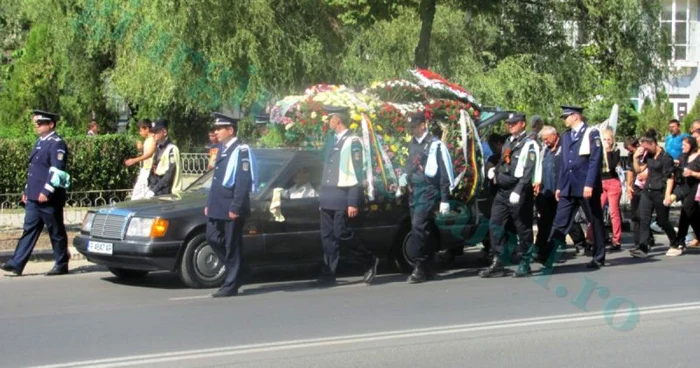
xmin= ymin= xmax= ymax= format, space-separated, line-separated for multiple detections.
xmin=0 ymin=135 xmax=140 ymax=194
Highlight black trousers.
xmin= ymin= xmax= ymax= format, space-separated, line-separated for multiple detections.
xmin=206 ymin=218 xmax=245 ymax=293
xmin=677 ymin=193 xmax=700 ymax=244
xmin=638 ymin=190 xmax=677 ymax=247
xmin=408 ymin=184 xmax=440 ymax=263
xmin=320 ymin=208 xmax=374 ymax=276
xmin=489 ymin=188 xmax=534 ymax=261
xmin=549 ymin=192 xmax=606 ymax=263
xmin=535 ymin=194 xmax=586 ymax=259
xmin=629 ymin=190 xmax=643 ymax=246
xmin=8 ymin=200 xmax=69 ymax=272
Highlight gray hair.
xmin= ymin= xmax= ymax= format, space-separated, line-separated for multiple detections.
xmin=539 ymin=125 xmax=557 ymax=138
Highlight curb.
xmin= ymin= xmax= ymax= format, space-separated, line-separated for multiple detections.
xmin=0 ymin=246 xmax=85 ymax=264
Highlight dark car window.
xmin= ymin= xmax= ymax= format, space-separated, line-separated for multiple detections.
xmin=185 ymin=150 xmax=292 ymax=195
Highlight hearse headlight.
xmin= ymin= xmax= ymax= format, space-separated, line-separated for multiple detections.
xmin=126 ymin=217 xmax=169 ymax=238
xmin=81 ymin=213 xmax=95 ymax=233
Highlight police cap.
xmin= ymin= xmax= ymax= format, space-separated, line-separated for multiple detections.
xmin=254 ymin=113 xmax=270 ymax=125
xmin=212 ymin=112 xmax=238 ymax=128
xmin=324 ymin=105 xmax=350 ymax=122
xmin=151 ymin=118 xmax=169 ymax=132
xmin=407 ymin=112 xmax=427 ymax=127
xmin=32 ymin=109 xmax=59 ymax=124
xmin=505 ymin=113 xmax=526 ymax=124
xmin=560 ymin=105 xmax=584 ymax=119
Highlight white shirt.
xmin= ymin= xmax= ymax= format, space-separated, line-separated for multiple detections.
xmin=509 ymin=131 xmax=526 ymax=143
xmin=415 ymin=131 xmax=429 ymax=144
xmin=283 ymin=183 xmax=318 ymax=199
xmin=571 ymin=122 xmax=584 ymax=138
xmin=40 ymin=131 xmax=57 ymax=141
xmin=335 ymin=129 xmax=348 ymax=143
xmin=223 ymin=137 xmax=238 ymax=152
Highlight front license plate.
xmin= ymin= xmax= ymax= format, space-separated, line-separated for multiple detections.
xmin=87 ymin=241 xmax=113 ymax=255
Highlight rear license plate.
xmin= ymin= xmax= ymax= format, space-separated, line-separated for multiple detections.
xmin=87 ymin=241 xmax=113 ymax=255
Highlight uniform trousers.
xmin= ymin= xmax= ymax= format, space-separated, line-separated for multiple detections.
xmin=8 ymin=199 xmax=69 ymax=272
xmin=489 ymin=187 xmax=534 ymax=261
xmin=548 ymin=192 xmax=606 ymax=263
xmin=535 ymin=194 xmax=586 ymax=260
xmin=320 ymin=209 xmax=374 ymax=275
xmin=407 ymin=183 xmax=440 ymax=263
xmin=638 ymin=189 xmax=677 ymax=247
xmin=206 ymin=218 xmax=245 ymax=293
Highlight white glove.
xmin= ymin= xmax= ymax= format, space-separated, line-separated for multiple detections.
xmin=509 ymin=192 xmax=520 ymax=205
xmin=145 ymin=190 xmax=155 ymax=199
xmin=487 ymin=167 xmax=495 ymax=180
xmin=399 ymin=173 xmax=408 ymax=187
xmin=439 ymin=202 xmax=450 ymax=215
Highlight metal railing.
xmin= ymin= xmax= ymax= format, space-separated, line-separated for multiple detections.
xmin=181 ymin=153 xmax=211 ymax=175
xmin=0 ymin=190 xmax=133 ymax=231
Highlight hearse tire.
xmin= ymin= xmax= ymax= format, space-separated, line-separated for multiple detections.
xmin=178 ymin=233 xmax=226 ymax=289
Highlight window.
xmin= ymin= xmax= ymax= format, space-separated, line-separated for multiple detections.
xmin=662 ymin=0 xmax=690 ymax=61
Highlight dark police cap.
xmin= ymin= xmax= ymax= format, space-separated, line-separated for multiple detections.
xmin=407 ymin=112 xmax=427 ymax=127
xmin=560 ymin=105 xmax=584 ymax=118
xmin=324 ymin=105 xmax=350 ymax=117
xmin=212 ymin=112 xmax=238 ymax=127
xmin=150 ymin=118 xmax=169 ymax=132
xmin=505 ymin=113 xmax=526 ymax=124
xmin=254 ymin=113 xmax=270 ymax=125
xmin=32 ymin=109 xmax=59 ymax=124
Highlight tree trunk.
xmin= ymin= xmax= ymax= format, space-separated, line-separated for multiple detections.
xmin=414 ymin=0 xmax=437 ymax=68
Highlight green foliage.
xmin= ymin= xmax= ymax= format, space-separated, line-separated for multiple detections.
xmin=637 ymin=92 xmax=675 ymax=135
xmin=682 ymin=95 xmax=700 ymax=132
xmin=0 ymin=134 xmax=140 ymax=194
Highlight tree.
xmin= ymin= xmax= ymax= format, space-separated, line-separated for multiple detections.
xmin=637 ymin=92 xmax=675 ymax=135
xmin=682 ymin=95 xmax=700 ymax=131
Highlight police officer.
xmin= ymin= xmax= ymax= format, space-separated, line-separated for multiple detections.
xmin=204 ymin=112 xmax=256 ymax=298
xmin=317 ymin=105 xmax=379 ymax=287
xmin=1 ymin=110 xmax=70 ymax=276
xmin=401 ymin=112 xmax=454 ymax=283
xmin=548 ymin=106 xmax=606 ymax=270
xmin=146 ymin=119 xmax=182 ymax=197
xmin=480 ymin=113 xmax=539 ymax=278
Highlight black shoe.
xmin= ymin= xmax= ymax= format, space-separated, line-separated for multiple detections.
xmin=609 ymin=244 xmax=622 ymax=252
xmin=586 ymin=260 xmax=603 ymax=269
xmin=315 ymin=274 xmax=337 ymax=288
xmin=583 ymin=243 xmax=593 ymax=257
xmin=1 ymin=263 xmax=22 ymax=276
xmin=45 ymin=265 xmax=69 ymax=276
xmin=211 ymin=288 xmax=239 ymax=298
xmin=479 ymin=256 xmax=506 ymax=278
xmin=630 ymin=247 xmax=649 ymax=259
xmin=512 ymin=261 xmax=532 ymax=278
xmin=364 ymin=257 xmax=380 ymax=284
xmin=407 ymin=262 xmax=435 ymax=284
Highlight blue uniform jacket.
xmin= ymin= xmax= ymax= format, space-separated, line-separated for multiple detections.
xmin=25 ymin=132 xmax=68 ymax=201
xmin=557 ymin=123 xmax=603 ymax=197
xmin=206 ymin=139 xmax=252 ymax=220
xmin=319 ymin=133 xmax=364 ymax=211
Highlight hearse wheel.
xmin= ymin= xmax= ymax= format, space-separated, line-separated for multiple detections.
xmin=178 ymin=233 xmax=226 ymax=288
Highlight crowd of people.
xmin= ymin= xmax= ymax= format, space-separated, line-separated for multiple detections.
xmin=3 ymin=106 xmax=700 ymax=297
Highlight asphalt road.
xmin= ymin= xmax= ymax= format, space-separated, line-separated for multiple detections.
xmin=2 ymin=234 xmax=700 ymax=368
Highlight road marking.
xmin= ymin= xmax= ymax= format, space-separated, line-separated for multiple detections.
xmin=168 ymin=295 xmax=211 ymax=301
xmin=31 ymin=301 xmax=700 ymax=368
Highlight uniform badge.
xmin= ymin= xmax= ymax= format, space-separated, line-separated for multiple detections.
xmin=242 ymin=162 xmax=250 ymax=171
xmin=595 ymin=140 xmax=601 ymax=147
xmin=353 ymin=151 xmax=361 ymax=161
xmin=57 ymin=152 xmax=64 ymax=161
xmin=529 ymin=152 xmax=535 ymax=160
